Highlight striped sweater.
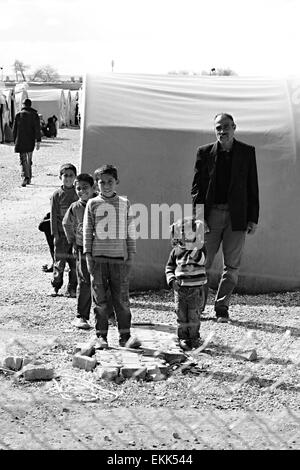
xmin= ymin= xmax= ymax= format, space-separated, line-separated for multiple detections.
xmin=83 ymin=193 xmax=136 ymax=259
xmin=165 ymin=246 xmax=207 ymax=287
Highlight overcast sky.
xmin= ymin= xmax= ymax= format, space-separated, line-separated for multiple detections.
xmin=0 ymin=0 xmax=299 ymax=78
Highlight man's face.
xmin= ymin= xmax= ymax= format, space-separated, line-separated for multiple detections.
xmin=214 ymin=115 xmax=236 ymax=148
xmin=75 ymin=181 xmax=94 ymax=202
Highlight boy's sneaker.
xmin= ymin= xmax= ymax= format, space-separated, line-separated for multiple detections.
xmin=178 ymin=339 xmax=192 ymax=351
xmin=66 ymin=289 xmax=76 ymax=298
xmin=125 ymin=336 xmax=142 ymax=349
xmin=72 ymin=317 xmax=91 ymax=330
xmin=95 ymin=337 xmax=109 ymax=350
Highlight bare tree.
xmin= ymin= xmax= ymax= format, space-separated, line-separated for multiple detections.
xmin=13 ymin=59 xmax=30 ymax=81
xmin=31 ymin=64 xmax=60 ymax=82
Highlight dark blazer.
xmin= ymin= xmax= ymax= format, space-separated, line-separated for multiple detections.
xmin=191 ymin=139 xmax=259 ymax=231
xmin=13 ymin=106 xmax=41 ymax=153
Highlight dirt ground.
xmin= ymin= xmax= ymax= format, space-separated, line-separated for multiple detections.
xmin=0 ymin=128 xmax=299 ymax=453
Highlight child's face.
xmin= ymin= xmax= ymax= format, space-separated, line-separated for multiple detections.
xmin=75 ymin=181 xmax=94 ymax=202
xmin=60 ymin=170 xmax=76 ymax=188
xmin=98 ymin=173 xmax=118 ymax=197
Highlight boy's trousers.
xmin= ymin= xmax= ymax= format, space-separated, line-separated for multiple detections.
xmin=76 ymin=247 xmax=92 ymax=320
xmin=91 ymin=260 xmax=131 ymax=341
xmin=174 ymin=286 xmax=204 ymax=340
xmin=51 ymin=235 xmax=77 ymax=292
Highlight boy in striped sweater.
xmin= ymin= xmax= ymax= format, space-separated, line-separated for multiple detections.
xmin=165 ymin=217 xmax=207 ymax=351
xmin=83 ymin=164 xmax=136 ymax=349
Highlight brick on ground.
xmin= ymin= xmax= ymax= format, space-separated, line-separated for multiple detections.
xmin=96 ymin=366 xmax=120 ymax=381
xmin=2 ymin=356 xmax=23 ymax=371
xmin=72 ymin=354 xmax=97 ymax=371
xmin=73 ymin=342 xmax=95 ymax=357
xmin=22 ymin=364 xmax=54 ymax=381
xmin=121 ymin=365 xmax=147 ymax=380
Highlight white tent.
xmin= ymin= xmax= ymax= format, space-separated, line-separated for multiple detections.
xmin=63 ymin=89 xmax=71 ymax=127
xmin=27 ymin=88 xmax=66 ymax=128
xmin=14 ymin=87 xmax=28 ymax=114
xmin=80 ymin=73 xmax=300 ymax=293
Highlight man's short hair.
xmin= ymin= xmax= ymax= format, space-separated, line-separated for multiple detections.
xmin=75 ymin=173 xmax=94 ymax=187
xmin=23 ymin=98 xmax=32 ymax=107
xmin=214 ymin=113 xmax=235 ymax=124
xmin=94 ymin=164 xmax=118 ymax=182
xmin=59 ymin=163 xmax=77 ymax=176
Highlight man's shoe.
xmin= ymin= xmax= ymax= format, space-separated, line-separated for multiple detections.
xmin=216 ymin=308 xmax=229 ymax=323
xmin=178 ymin=339 xmax=192 ymax=351
xmin=21 ymin=178 xmax=27 ymax=187
xmin=72 ymin=317 xmax=91 ymax=330
xmin=95 ymin=337 xmax=109 ymax=350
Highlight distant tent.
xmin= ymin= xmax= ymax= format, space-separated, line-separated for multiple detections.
xmin=27 ymin=88 xmax=66 ymax=128
xmin=80 ymin=73 xmax=300 ymax=293
xmin=14 ymin=84 xmax=29 ymax=114
xmin=2 ymin=88 xmax=15 ymax=127
xmin=63 ymin=89 xmax=71 ymax=126
xmin=70 ymin=90 xmax=79 ymax=125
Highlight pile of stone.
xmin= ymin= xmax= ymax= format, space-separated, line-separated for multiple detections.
xmin=0 ymin=356 xmax=54 ymax=381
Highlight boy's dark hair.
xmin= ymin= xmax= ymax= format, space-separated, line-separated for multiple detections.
xmin=59 ymin=163 xmax=77 ymax=176
xmin=94 ymin=164 xmax=118 ymax=182
xmin=75 ymin=173 xmax=94 ymax=187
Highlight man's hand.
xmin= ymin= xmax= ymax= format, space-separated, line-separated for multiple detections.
xmin=36 ymin=142 xmax=40 ymax=151
xmin=86 ymin=254 xmax=95 ymax=274
xmin=247 ymin=221 xmax=257 ymax=235
xmin=53 ymin=235 xmax=60 ymax=244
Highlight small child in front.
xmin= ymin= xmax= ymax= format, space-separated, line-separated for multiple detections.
xmin=165 ymin=217 xmax=207 ymax=351
xmin=62 ymin=173 xmax=97 ymax=329
xmin=83 ymin=164 xmax=136 ymax=349
xmin=50 ymin=163 xmax=78 ymax=296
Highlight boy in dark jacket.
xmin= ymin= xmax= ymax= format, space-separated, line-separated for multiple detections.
xmin=165 ymin=217 xmax=207 ymax=351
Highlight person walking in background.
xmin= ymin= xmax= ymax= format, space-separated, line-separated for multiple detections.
xmin=13 ymin=98 xmax=41 ymax=187
xmin=50 ymin=163 xmax=78 ymax=297
xmin=165 ymin=217 xmax=207 ymax=351
xmin=191 ymin=113 xmax=259 ymax=322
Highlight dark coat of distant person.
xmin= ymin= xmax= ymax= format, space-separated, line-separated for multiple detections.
xmin=13 ymin=102 xmax=41 ymax=153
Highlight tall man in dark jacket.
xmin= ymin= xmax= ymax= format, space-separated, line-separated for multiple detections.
xmin=13 ymin=98 xmax=41 ymax=187
xmin=191 ymin=113 xmax=259 ymax=322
